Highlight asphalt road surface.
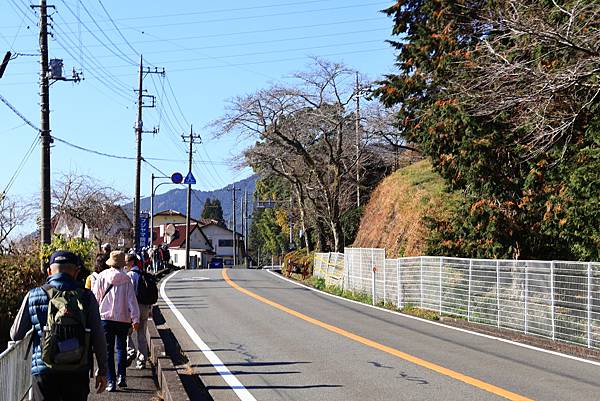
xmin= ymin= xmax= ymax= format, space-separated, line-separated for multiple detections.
xmin=159 ymin=269 xmax=600 ymax=401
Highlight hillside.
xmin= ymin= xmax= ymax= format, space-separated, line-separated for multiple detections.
xmin=124 ymin=175 xmax=257 ymax=231
xmin=353 ymin=160 xmax=458 ymax=257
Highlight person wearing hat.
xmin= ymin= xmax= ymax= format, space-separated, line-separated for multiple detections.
xmin=92 ymin=250 xmax=140 ymax=392
xmin=10 ymin=250 xmax=108 ymax=400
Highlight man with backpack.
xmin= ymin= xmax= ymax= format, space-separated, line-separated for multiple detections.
xmin=92 ymin=250 xmax=140 ymax=392
xmin=10 ymin=251 xmax=108 ymax=400
xmin=125 ymin=252 xmax=158 ymax=369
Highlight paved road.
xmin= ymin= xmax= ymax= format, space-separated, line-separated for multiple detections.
xmin=159 ymin=269 xmax=600 ymax=401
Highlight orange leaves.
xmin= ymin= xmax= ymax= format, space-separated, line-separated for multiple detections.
xmin=434 ymin=98 xmax=458 ymax=107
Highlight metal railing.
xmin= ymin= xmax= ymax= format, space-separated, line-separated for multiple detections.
xmin=0 ymin=330 xmax=32 ymax=401
xmin=313 ymin=248 xmax=600 ymax=349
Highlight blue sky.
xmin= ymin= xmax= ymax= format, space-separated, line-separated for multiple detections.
xmin=0 ymin=0 xmax=396 ymax=208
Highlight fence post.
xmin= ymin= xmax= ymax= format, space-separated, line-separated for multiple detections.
xmin=439 ymin=257 xmax=443 ymax=314
xmin=588 ymin=262 xmax=592 ymax=348
xmin=371 ymin=248 xmax=376 ymax=305
xmin=371 ymin=265 xmax=376 ymax=306
xmin=420 ymin=257 xmax=424 ymax=308
xmin=468 ymin=259 xmax=472 ymax=322
xmin=525 ymin=262 xmax=529 ymax=334
xmin=550 ymin=261 xmax=555 ymax=340
xmin=496 ymin=259 xmax=500 ymax=328
xmin=397 ymin=259 xmax=402 ymax=308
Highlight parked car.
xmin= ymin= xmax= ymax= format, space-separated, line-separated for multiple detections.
xmin=224 ymin=259 xmax=234 ymax=267
xmin=209 ymin=258 xmax=223 ymax=269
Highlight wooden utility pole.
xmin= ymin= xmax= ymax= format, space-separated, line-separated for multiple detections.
xmin=133 ymin=55 xmax=143 ymax=251
xmin=38 ymin=0 xmax=52 ymax=271
xmin=228 ymin=185 xmax=240 ymax=266
xmin=243 ymin=189 xmax=249 ymax=268
xmin=133 ymin=57 xmax=163 ymax=250
xmin=182 ymin=126 xmax=201 ymax=269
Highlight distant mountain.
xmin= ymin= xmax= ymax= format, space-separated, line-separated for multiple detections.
xmin=124 ymin=175 xmax=257 ymax=231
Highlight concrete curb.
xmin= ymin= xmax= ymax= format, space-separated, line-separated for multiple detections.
xmin=148 ymin=306 xmax=191 ymax=401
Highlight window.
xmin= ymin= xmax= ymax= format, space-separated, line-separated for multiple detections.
xmin=218 ymin=239 xmax=233 ymax=247
xmin=173 ymin=254 xmax=178 ymax=263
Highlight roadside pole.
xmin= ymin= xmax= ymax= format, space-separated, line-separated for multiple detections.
xmin=182 ymin=126 xmax=201 ymax=269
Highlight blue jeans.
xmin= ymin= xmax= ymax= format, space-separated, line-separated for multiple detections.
xmin=102 ymin=320 xmax=130 ymax=383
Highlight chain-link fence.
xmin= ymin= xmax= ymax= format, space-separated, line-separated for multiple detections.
xmin=312 ymin=248 xmax=600 ymax=349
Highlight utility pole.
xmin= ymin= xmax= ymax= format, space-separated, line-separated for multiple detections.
xmin=355 ymin=72 xmax=361 ymax=208
xmin=228 ymin=185 xmax=241 ymax=266
xmin=182 ymin=126 xmax=201 ymax=269
xmin=244 ymin=189 xmax=249 ymax=268
xmin=288 ymin=195 xmax=293 ymax=249
xmin=38 ymin=0 xmax=52 ymax=263
xmin=133 ymin=56 xmax=163 ymax=250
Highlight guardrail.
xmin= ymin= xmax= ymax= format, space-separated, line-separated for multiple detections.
xmin=0 ymin=330 xmax=32 ymax=401
xmin=313 ymin=248 xmax=600 ymax=349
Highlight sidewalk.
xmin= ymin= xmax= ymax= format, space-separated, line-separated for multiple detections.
xmin=89 ymin=365 xmax=160 ymax=401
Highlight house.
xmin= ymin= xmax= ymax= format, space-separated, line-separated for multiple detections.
xmin=200 ymin=222 xmax=244 ymax=264
xmin=52 ymin=207 xmax=133 ymax=248
xmin=152 ymin=209 xmax=200 ymax=226
xmin=152 ymin=223 xmax=214 ymax=269
xmin=151 ymin=212 xmax=244 ymax=268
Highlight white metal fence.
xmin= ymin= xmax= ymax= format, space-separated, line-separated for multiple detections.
xmin=313 ymin=248 xmax=600 ymax=349
xmin=0 ymin=331 xmax=32 ymax=401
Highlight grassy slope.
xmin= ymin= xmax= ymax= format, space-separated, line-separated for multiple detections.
xmin=353 ymin=160 xmax=458 ymax=257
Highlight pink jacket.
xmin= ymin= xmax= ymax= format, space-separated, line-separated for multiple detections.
xmin=92 ymin=267 xmax=140 ymax=324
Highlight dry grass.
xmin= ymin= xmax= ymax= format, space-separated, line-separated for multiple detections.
xmin=353 ymin=160 xmax=458 ymax=257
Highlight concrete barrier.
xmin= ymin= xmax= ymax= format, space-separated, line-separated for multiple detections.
xmin=148 ymin=306 xmax=191 ymax=401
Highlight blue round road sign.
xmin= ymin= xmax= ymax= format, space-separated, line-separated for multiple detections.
xmin=171 ymin=172 xmax=183 ymax=184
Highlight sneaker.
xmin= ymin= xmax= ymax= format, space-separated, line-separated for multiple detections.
xmin=117 ymin=376 xmax=127 ymax=388
xmin=107 ymin=382 xmax=116 ymax=392
xmin=135 ymin=362 xmax=146 ymax=369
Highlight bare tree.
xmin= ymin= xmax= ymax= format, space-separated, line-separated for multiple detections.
xmin=0 ymin=195 xmax=33 ymax=253
xmin=451 ymin=0 xmax=600 ymax=153
xmin=215 ymin=60 xmax=368 ymax=251
xmin=52 ymin=173 xmax=128 ymax=246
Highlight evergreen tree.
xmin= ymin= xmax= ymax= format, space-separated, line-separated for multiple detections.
xmin=201 ymin=198 xmax=224 ymax=223
xmin=377 ymin=1 xmax=599 ymax=260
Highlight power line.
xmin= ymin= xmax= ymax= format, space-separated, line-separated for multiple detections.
xmin=39 ymin=19 xmax=384 ymax=53
xmin=96 ymin=0 xmax=140 ymax=58
xmin=2 ymin=2 xmax=383 ymax=31
xmin=59 ymin=0 xmax=137 ymax=66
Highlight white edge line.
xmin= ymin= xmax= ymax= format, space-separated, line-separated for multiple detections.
xmin=160 ymin=271 xmax=257 ymax=401
xmin=266 ymin=270 xmax=600 ymax=368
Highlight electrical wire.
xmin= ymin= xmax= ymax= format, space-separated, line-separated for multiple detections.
xmin=60 ymin=0 xmax=137 ymax=66
xmin=49 ymin=20 xmax=384 ymax=53
xmin=96 ymin=0 xmax=140 ymax=58
xmin=3 ymin=136 xmax=40 ymax=195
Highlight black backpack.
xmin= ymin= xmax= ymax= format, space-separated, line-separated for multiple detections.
xmin=132 ymin=270 xmax=158 ymax=305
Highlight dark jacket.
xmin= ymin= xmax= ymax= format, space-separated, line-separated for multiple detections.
xmin=10 ymin=273 xmax=108 ymax=376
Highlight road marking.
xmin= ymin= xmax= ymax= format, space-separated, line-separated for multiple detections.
xmin=223 ymin=269 xmax=533 ymax=401
xmin=160 ymin=271 xmax=257 ymax=401
xmin=178 ymin=276 xmax=211 ymax=281
xmin=268 ymin=269 xmax=600 ymax=368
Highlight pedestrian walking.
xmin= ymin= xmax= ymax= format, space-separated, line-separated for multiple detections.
xmin=92 ymin=251 xmax=140 ymax=392
xmin=125 ymin=252 xmax=158 ymax=369
xmin=85 ymin=253 xmax=109 ymax=290
xmin=10 ymin=251 xmax=108 ymax=400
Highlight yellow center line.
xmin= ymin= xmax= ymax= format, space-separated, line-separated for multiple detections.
xmin=222 ymin=269 xmax=534 ymax=401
